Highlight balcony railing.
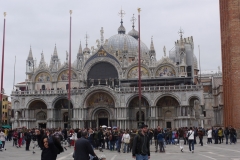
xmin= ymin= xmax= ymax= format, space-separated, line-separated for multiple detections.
xmin=11 ymin=85 xmax=202 ymax=96
xmin=114 ymin=85 xmax=202 ymax=93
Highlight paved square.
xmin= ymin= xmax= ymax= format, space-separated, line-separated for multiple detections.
xmin=0 ymin=137 xmax=239 ymax=160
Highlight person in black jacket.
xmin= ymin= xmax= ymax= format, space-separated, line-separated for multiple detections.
xmin=24 ymin=129 xmax=32 ymax=151
xmin=41 ymin=135 xmax=59 ymax=160
xmin=74 ymin=131 xmax=96 ymax=160
xmin=132 ymin=124 xmax=150 ymax=160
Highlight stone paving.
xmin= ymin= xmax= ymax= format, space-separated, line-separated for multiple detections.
xmin=0 ymin=137 xmax=240 ymax=160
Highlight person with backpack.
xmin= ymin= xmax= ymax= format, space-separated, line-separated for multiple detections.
xmin=132 ymin=124 xmax=150 ymax=160
xmin=188 ymin=127 xmax=194 ymax=153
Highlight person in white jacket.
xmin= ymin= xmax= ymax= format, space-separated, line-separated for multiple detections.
xmin=187 ymin=127 xmax=194 ymax=153
xmin=122 ymin=130 xmax=130 ymax=153
xmin=0 ymin=129 xmax=6 ymax=149
xmin=207 ymin=128 xmax=212 ymax=144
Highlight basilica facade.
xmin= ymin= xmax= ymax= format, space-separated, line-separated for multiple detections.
xmin=11 ymin=14 xmax=206 ymax=129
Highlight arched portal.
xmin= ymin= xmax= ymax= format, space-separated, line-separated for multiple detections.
xmin=94 ymin=109 xmax=109 ymax=128
xmin=128 ymin=96 xmax=149 ymax=128
xmin=53 ymin=98 xmax=73 ymax=129
xmin=28 ymin=100 xmax=47 ymax=128
xmin=85 ymin=91 xmax=115 ymax=128
xmin=156 ymin=96 xmax=180 ymax=129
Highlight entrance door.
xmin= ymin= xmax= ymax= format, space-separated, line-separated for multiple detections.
xmin=39 ymin=123 xmax=46 ymax=128
xmin=99 ymin=118 xmax=108 ymax=127
xmin=166 ymin=122 xmax=171 ymax=128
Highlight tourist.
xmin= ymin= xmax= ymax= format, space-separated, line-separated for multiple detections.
xmin=178 ymin=128 xmax=184 ymax=152
xmin=188 ymin=127 xmax=194 ymax=153
xmin=74 ymin=131 xmax=96 ymax=160
xmin=122 ymin=130 xmax=130 ymax=153
xmin=0 ymin=129 xmax=5 ymax=149
xmin=132 ymin=124 xmax=150 ymax=160
xmin=207 ymin=128 xmax=212 ymax=144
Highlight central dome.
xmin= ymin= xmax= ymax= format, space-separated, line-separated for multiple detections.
xmin=106 ymin=34 xmax=149 ymax=58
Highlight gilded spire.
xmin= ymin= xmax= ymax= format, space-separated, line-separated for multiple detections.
xmin=150 ymin=36 xmax=155 ymax=51
xmin=53 ymin=44 xmax=58 ymax=57
xmin=78 ymin=41 xmax=83 ymax=54
xmin=28 ymin=46 xmax=33 ymax=60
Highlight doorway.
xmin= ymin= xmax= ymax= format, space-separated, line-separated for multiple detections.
xmin=166 ymin=122 xmax=171 ymax=128
xmin=99 ymin=118 xmax=108 ymax=127
xmin=39 ymin=123 xmax=46 ymax=128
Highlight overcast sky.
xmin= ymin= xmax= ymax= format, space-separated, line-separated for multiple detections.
xmin=1 ymin=0 xmax=221 ymax=97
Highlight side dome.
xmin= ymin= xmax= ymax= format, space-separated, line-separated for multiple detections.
xmin=128 ymin=28 xmax=139 ymax=39
xmin=106 ymin=34 xmax=149 ymax=59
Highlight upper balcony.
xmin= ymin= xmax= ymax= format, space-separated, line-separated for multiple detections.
xmin=11 ymin=85 xmax=203 ymax=97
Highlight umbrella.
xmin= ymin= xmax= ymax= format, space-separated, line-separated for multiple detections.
xmin=112 ymin=126 xmax=117 ymax=129
xmin=107 ymin=127 xmax=111 ymax=129
xmin=102 ymin=125 xmax=107 ymax=128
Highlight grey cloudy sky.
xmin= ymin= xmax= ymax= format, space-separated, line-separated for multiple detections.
xmin=1 ymin=0 xmax=221 ymax=96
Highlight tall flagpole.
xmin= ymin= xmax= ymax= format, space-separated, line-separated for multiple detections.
xmin=68 ymin=10 xmax=72 ymax=129
xmin=198 ymin=45 xmax=201 ymax=84
xmin=137 ymin=8 xmax=142 ymax=126
xmin=0 ymin=12 xmax=6 ymax=127
xmin=13 ymin=56 xmax=16 ymax=90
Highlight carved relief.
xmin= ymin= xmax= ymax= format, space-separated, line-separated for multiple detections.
xmin=181 ymin=93 xmax=186 ymax=101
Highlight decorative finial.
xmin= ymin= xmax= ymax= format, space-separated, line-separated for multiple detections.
xmin=3 ymin=12 xmax=6 ymax=17
xmin=178 ymin=28 xmax=184 ymax=40
xmin=137 ymin=8 xmax=141 ymax=14
xmin=118 ymin=7 xmax=125 ymax=19
xmin=85 ymin=33 xmax=89 ymax=47
xmin=131 ymin=14 xmax=136 ymax=29
xmin=69 ymin=10 xmax=72 ymax=15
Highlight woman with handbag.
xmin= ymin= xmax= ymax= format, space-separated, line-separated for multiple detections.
xmin=122 ymin=130 xmax=130 ymax=153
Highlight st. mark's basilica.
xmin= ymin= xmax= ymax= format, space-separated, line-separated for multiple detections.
xmin=10 ymin=11 xmax=220 ymax=130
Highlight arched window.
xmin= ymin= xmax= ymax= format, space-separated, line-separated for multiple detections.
xmin=36 ymin=111 xmax=47 ymax=120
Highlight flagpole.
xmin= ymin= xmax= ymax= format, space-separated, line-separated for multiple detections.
xmin=13 ymin=56 xmax=16 ymax=90
xmin=137 ymin=8 xmax=142 ymax=127
xmin=68 ymin=10 xmax=72 ymax=129
xmin=0 ymin=12 xmax=6 ymax=127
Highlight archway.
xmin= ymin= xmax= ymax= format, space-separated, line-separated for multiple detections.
xmin=53 ymin=98 xmax=73 ymax=128
xmin=94 ymin=109 xmax=109 ymax=128
xmin=28 ymin=100 xmax=47 ymax=128
xmin=128 ymin=96 xmax=149 ymax=128
xmin=156 ymin=96 xmax=180 ymax=128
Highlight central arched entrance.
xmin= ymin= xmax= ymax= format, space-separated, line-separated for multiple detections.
xmin=94 ymin=109 xmax=109 ymax=128
xmin=85 ymin=91 xmax=115 ymax=128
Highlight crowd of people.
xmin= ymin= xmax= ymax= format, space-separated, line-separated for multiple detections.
xmin=0 ymin=125 xmax=238 ymax=160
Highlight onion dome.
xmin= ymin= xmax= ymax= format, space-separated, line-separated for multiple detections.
xmin=128 ymin=14 xmax=139 ymax=39
xmin=118 ymin=19 xmax=126 ymax=34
